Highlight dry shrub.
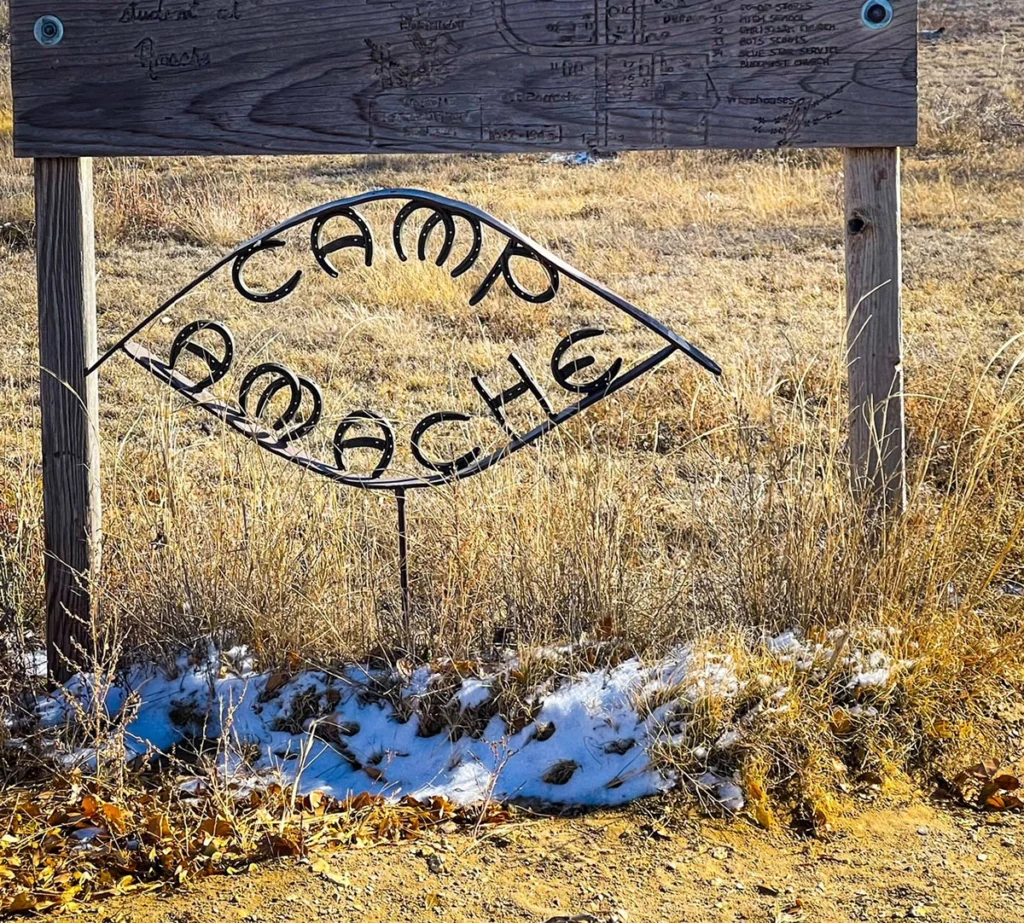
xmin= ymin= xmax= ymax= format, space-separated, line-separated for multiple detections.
xmin=0 ymin=453 xmax=44 ymax=768
xmin=643 ymin=342 xmax=1024 ymax=827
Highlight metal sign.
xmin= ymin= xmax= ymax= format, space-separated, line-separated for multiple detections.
xmin=93 ymin=189 xmax=721 ymax=626
xmin=10 ymin=0 xmax=918 ymax=157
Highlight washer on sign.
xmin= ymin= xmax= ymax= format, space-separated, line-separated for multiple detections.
xmin=861 ymin=0 xmax=894 ymax=29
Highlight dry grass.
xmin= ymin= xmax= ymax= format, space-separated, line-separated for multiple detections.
xmin=1 ymin=0 xmax=1024 ymax=833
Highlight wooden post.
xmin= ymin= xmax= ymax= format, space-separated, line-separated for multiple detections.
xmin=35 ymin=157 xmax=101 ymax=684
xmin=844 ymin=147 xmax=907 ymax=512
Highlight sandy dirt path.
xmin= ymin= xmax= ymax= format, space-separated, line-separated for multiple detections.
xmin=96 ymin=799 xmax=1023 ymax=923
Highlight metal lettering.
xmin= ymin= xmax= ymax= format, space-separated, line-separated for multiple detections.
xmin=472 ymin=354 xmax=554 ymax=438
xmin=410 ymin=411 xmax=481 ymax=477
xmin=333 ymin=410 xmax=395 ymax=479
xmin=551 ymin=327 xmax=623 ymax=395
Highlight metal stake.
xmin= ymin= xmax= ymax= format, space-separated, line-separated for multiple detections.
xmin=395 ymin=488 xmax=411 ymax=642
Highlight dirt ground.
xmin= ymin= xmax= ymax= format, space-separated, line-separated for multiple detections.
xmin=95 ymin=799 xmax=1023 ymax=923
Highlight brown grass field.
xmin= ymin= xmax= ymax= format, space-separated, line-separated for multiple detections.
xmin=1 ymin=0 xmax=1024 ymax=916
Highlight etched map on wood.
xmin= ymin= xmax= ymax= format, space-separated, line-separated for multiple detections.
xmin=10 ymin=0 xmax=917 ymax=157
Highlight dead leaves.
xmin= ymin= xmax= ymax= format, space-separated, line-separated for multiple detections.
xmin=933 ymin=761 xmax=1024 ymax=812
xmin=744 ymin=777 xmax=775 ymax=830
xmin=0 ymin=779 xmax=515 ymax=914
xmin=263 ymin=671 xmax=292 ymax=698
xmin=0 ymin=785 xmax=201 ymax=913
xmin=542 ymin=760 xmax=580 ymax=786
xmin=977 ymin=773 xmax=1022 ymax=811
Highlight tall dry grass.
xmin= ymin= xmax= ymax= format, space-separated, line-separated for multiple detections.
xmin=3 ymin=324 xmax=1023 ymax=811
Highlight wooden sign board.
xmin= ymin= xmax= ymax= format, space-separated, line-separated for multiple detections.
xmin=10 ymin=0 xmax=917 ymax=157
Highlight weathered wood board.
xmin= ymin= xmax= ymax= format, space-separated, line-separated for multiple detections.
xmin=11 ymin=0 xmax=917 ymax=157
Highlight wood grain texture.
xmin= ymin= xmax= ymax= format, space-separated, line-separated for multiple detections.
xmin=35 ymin=157 xmax=101 ymax=683
xmin=11 ymin=0 xmax=917 ymax=157
xmin=844 ymin=146 xmax=906 ymax=511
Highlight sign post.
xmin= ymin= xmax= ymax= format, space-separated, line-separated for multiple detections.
xmin=844 ymin=146 xmax=906 ymax=510
xmin=9 ymin=0 xmax=918 ymax=675
xmin=34 ymin=157 xmax=101 ymax=683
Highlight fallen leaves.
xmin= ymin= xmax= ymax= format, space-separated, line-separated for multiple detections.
xmin=308 ymin=856 xmax=348 ymax=885
xmin=542 ymin=760 xmax=580 ymax=786
xmin=933 ymin=761 xmax=1024 ymax=812
xmin=745 ymin=777 xmax=775 ymax=830
xmin=262 ymin=671 xmax=292 ymax=698
xmin=0 ymin=776 xmax=516 ymax=914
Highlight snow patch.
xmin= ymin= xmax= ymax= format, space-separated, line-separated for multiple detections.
xmin=14 ymin=628 xmax=912 ymax=812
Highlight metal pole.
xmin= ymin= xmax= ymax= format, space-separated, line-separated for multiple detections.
xmin=395 ymin=488 xmax=411 ymax=643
